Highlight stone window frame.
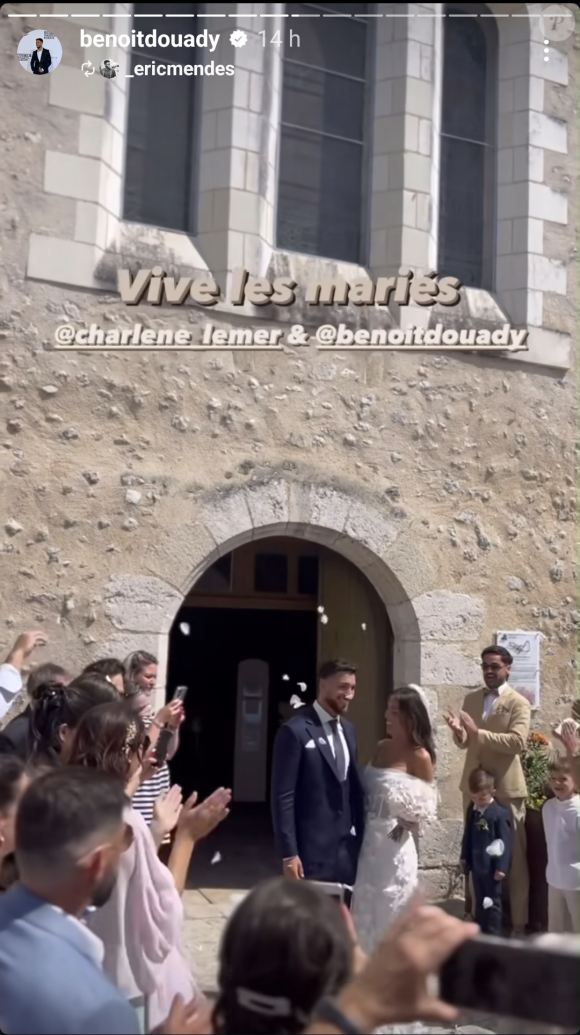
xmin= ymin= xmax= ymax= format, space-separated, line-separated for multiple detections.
xmin=28 ymin=2 xmax=570 ymax=370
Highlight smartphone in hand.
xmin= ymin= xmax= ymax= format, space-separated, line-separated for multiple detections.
xmin=154 ymin=727 xmax=173 ymax=766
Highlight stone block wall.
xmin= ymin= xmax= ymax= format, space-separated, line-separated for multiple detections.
xmin=0 ymin=4 xmax=578 ymax=879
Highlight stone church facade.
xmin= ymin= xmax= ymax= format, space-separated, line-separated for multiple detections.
xmin=1 ymin=2 xmax=578 ymax=885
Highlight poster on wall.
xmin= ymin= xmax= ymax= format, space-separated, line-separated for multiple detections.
xmin=495 ymin=631 xmax=541 ymax=710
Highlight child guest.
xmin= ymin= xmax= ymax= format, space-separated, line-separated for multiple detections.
xmin=461 ymin=767 xmax=512 ymax=934
xmin=542 ymin=752 xmax=580 ymax=933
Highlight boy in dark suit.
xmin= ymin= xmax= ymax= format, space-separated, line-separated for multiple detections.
xmin=461 ymin=766 xmax=512 ymax=934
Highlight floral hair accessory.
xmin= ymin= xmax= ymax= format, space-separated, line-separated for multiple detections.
xmin=123 ymin=721 xmax=138 ymax=756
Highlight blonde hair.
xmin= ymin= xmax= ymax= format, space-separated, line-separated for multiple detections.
xmin=123 ymin=651 xmax=157 ymax=685
xmin=548 ymin=750 xmax=573 ymax=774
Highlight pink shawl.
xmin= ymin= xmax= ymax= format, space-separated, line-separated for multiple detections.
xmin=87 ymin=807 xmax=203 ymax=1028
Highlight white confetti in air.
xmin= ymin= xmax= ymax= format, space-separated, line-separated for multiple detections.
xmin=483 ymin=897 xmax=493 ymax=910
xmin=290 ymin=694 xmax=305 ymax=709
xmin=317 ymin=605 xmax=325 ymax=613
xmin=179 ymin=623 xmax=190 ymax=636
xmin=297 ymin=682 xmax=307 ymax=693
xmin=320 ymin=613 xmax=329 ymax=624
xmin=361 ymin=622 xmax=367 ymax=632
xmin=211 ymin=851 xmax=222 ymax=865
xmin=282 ymin=674 xmax=290 ymax=681
xmin=486 ymin=839 xmax=504 ymax=858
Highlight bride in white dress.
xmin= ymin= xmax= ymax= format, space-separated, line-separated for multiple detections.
xmin=352 ymin=685 xmax=438 ymax=1035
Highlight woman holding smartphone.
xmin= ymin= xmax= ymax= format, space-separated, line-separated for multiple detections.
xmin=124 ymin=651 xmax=183 ymax=856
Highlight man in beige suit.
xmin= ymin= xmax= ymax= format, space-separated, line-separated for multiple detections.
xmin=445 ymin=644 xmax=531 ymax=934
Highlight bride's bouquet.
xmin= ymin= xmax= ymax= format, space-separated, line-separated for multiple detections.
xmin=387 ymin=781 xmax=438 ymax=842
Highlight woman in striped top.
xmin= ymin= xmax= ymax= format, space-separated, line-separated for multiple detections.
xmin=124 ymin=651 xmax=183 ymax=849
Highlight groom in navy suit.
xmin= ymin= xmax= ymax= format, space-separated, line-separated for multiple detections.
xmin=271 ymin=658 xmax=365 ymax=886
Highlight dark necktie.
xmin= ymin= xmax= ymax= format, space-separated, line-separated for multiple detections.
xmin=330 ymin=718 xmax=347 ymax=782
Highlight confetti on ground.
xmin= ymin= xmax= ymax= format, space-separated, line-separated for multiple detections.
xmin=320 ymin=613 xmax=329 ymax=624
xmin=317 ymin=605 xmax=325 ymax=613
xmin=483 ymin=897 xmax=493 ymax=910
xmin=297 ymin=681 xmax=307 ymax=693
xmin=282 ymin=673 xmax=290 ymax=681
xmin=211 ymin=851 xmax=222 ymax=865
xmin=361 ymin=622 xmax=367 ymax=632
xmin=290 ymin=694 xmax=305 ymax=709
xmin=179 ymin=622 xmax=190 ymax=635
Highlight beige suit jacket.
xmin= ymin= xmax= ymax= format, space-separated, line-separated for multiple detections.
xmin=455 ymin=685 xmax=531 ymax=798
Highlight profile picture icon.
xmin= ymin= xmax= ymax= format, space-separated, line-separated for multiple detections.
xmin=17 ymin=30 xmax=62 ymax=76
xmin=100 ymin=59 xmax=119 ymax=79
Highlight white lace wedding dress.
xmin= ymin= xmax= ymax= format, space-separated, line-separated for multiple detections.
xmin=352 ymin=767 xmax=438 ymax=1035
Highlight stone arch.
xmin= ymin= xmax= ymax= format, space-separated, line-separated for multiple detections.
xmin=102 ymin=480 xmax=485 ymax=712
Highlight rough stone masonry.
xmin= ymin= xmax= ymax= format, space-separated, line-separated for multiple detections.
xmin=0 ymin=5 xmax=578 ymax=896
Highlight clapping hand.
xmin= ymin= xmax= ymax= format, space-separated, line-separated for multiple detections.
xmin=443 ymin=711 xmax=463 ymax=737
xmin=561 ymin=726 xmax=580 ymax=758
xmin=459 ymin=710 xmax=479 ymax=738
xmin=176 ymin=787 xmax=232 ymax=842
xmin=153 ymin=785 xmax=183 ymax=839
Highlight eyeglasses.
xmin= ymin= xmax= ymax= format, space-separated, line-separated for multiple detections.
xmin=481 ymin=663 xmax=504 ymax=672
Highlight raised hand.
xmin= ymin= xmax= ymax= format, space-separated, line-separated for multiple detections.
xmin=459 ymin=710 xmax=479 ymax=738
xmin=155 ymin=700 xmax=185 ymax=730
xmin=329 ymin=901 xmax=479 ymax=1031
xmin=176 ymin=787 xmax=231 ymax=842
xmin=6 ymin=630 xmax=48 ymax=670
xmin=443 ymin=711 xmax=463 ymax=737
xmin=153 ymin=785 xmax=184 ymax=838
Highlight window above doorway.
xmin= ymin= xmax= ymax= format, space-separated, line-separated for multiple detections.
xmin=254 ymin=553 xmax=289 ymax=595
xmin=195 ymin=553 xmax=233 ymax=593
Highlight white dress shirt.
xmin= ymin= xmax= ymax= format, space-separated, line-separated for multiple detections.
xmin=0 ymin=664 xmax=23 ymax=722
xmin=313 ymin=700 xmax=350 ymax=778
xmin=542 ymin=795 xmax=580 ymax=890
xmin=482 ymin=681 xmax=508 ymax=721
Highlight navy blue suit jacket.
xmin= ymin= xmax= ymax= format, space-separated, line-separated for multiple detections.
xmin=271 ymin=705 xmax=365 ymax=883
xmin=462 ymin=799 xmax=512 ymax=878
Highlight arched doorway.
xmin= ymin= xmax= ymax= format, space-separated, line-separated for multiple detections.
xmin=102 ymin=481 xmax=483 ymax=889
xmin=165 ymin=532 xmax=393 ymax=888
xmin=167 ymin=535 xmax=393 ymax=803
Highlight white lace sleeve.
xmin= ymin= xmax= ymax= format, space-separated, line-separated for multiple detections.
xmin=388 ymin=781 xmax=437 ymax=835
